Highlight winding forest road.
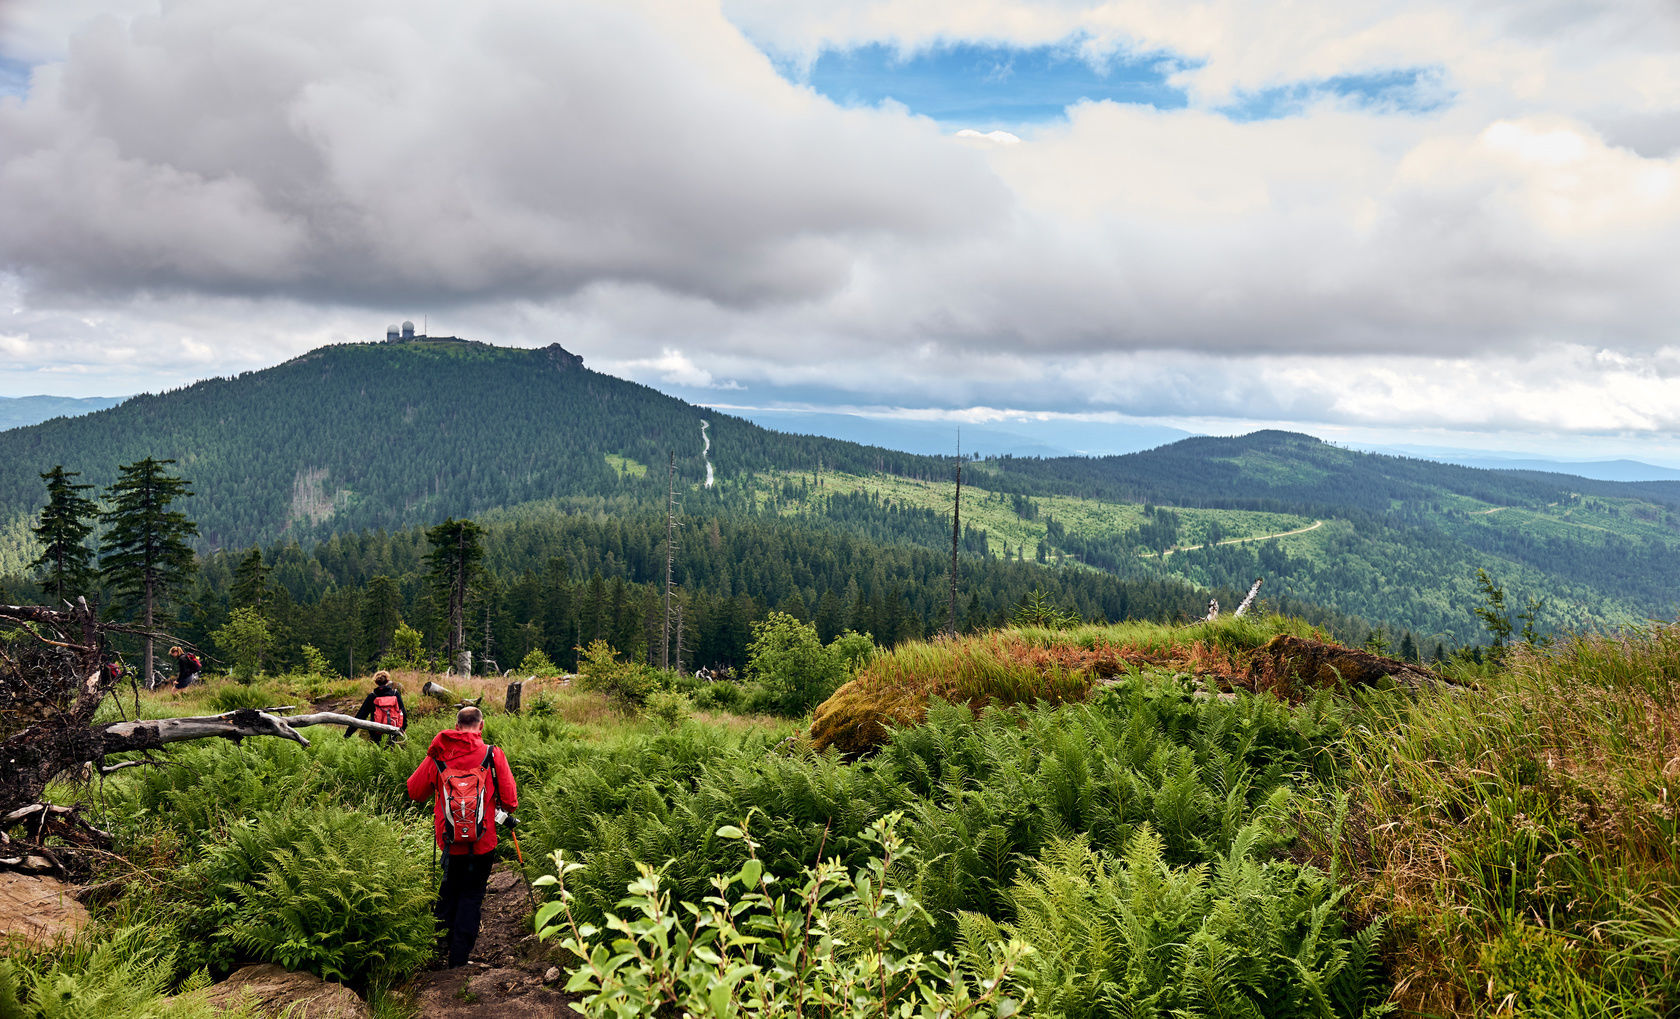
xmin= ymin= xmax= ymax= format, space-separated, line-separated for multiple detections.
xmin=1146 ymin=519 xmax=1324 ymax=559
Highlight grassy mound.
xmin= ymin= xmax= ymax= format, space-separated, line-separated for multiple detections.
xmin=810 ymin=615 xmax=1426 ymax=755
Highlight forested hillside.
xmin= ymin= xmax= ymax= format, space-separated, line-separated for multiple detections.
xmin=0 ymin=338 xmax=952 ymax=559
xmin=6 ymin=337 xmax=1680 ymax=647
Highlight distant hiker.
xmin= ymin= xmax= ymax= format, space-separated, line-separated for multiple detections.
xmin=406 ymin=705 xmax=519 ymax=968
xmin=167 ymin=645 xmax=201 ymax=694
xmin=345 ymin=670 xmax=407 ymax=744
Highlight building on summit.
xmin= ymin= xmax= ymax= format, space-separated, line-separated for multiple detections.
xmin=383 ymin=320 xmax=426 ymax=343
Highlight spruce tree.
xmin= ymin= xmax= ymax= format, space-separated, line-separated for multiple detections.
xmin=30 ymin=466 xmax=99 ymax=604
xmin=362 ymin=574 xmax=402 ymax=661
xmin=100 ymin=458 xmax=198 ymax=687
xmin=424 ymin=518 xmax=484 ymax=674
xmin=230 ymin=547 xmax=272 ymax=613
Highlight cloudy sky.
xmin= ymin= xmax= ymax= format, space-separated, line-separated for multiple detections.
xmin=2 ymin=0 xmax=1679 ymax=459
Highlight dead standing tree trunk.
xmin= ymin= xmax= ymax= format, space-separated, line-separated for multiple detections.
xmin=0 ymin=601 xmax=401 ymax=822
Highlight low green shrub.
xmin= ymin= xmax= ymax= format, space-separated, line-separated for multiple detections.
xmin=298 ymin=644 xmax=339 ymax=679
xmin=577 ymin=640 xmax=658 ymax=706
xmin=518 ymin=648 xmax=559 ymax=676
xmin=173 ymin=805 xmax=433 ymax=989
xmin=747 ymin=613 xmax=872 ymax=717
xmin=205 ymin=683 xmax=289 ymax=712
xmin=536 ymin=814 xmax=1034 ymax=1019
xmin=974 ymin=826 xmax=1390 ymax=1019
xmin=0 ymin=926 xmax=247 ymax=1019
xmin=643 ymin=689 xmax=693 ymax=729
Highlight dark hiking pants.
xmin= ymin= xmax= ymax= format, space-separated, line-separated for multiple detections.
xmin=436 ymin=850 xmax=494 ymax=967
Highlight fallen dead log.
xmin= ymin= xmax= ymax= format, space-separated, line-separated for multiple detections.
xmin=98 ymin=709 xmax=402 ymax=754
xmin=421 ymin=680 xmax=454 ymax=702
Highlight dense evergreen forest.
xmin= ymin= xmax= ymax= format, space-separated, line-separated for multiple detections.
xmin=153 ymin=510 xmax=1371 ymax=678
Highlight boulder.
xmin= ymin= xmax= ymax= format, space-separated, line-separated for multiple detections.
xmin=0 ymin=872 xmax=90 ymax=945
xmin=203 ymin=964 xmax=370 ymax=1019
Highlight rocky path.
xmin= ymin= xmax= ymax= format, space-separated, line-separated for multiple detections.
xmin=402 ymin=866 xmax=579 ymax=1018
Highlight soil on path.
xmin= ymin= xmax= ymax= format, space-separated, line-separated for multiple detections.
xmin=403 ymin=866 xmax=580 ymax=1018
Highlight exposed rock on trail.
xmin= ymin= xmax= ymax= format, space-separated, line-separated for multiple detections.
xmin=199 ymin=964 xmax=370 ymax=1019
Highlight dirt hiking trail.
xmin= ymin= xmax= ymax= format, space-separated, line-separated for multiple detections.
xmin=403 ymin=866 xmax=578 ymax=1018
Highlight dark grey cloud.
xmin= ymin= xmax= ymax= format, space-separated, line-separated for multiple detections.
xmin=0 ymin=0 xmax=1005 ymax=307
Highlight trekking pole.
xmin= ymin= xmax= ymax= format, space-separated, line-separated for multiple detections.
xmin=497 ymin=809 xmax=540 ymax=914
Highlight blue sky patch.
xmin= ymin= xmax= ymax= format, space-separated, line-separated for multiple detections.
xmin=781 ymin=39 xmax=1448 ymax=128
xmin=0 ymin=56 xmax=32 ymax=99
xmin=795 ymin=41 xmax=1189 ymax=128
xmin=1220 ymin=68 xmax=1449 ymax=120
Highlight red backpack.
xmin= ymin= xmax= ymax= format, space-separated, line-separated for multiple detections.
xmin=372 ymin=693 xmax=404 ymax=728
xmin=434 ymin=748 xmax=496 ymax=848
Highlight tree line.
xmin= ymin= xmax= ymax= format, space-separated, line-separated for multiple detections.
xmin=11 ymin=460 xmax=1381 ymax=683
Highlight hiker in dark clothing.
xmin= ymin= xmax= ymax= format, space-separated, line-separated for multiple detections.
xmin=345 ymin=670 xmax=407 ymax=744
xmin=167 ymin=645 xmax=201 ymax=695
xmin=405 ymin=705 xmax=518 ymax=968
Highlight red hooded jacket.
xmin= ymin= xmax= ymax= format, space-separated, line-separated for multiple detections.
xmin=406 ymin=728 xmax=518 ymax=855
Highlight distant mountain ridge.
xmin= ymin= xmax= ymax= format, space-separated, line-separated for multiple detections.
xmin=0 ymin=394 xmax=126 ymax=431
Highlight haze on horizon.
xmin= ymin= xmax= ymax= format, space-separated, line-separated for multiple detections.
xmin=1 ymin=0 xmax=1678 ymax=463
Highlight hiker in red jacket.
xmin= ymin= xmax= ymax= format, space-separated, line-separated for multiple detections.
xmin=406 ymin=705 xmax=519 ymax=968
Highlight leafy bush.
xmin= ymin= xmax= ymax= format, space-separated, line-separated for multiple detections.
xmin=643 ymin=689 xmax=693 ymax=729
xmin=536 ymin=814 xmax=1034 ymax=1019
xmin=518 ymin=648 xmax=560 ymax=676
xmin=175 ymin=805 xmax=434 ymax=989
xmin=746 ymin=612 xmax=856 ymax=716
xmin=298 ymin=643 xmax=339 ymax=679
xmin=211 ymin=607 xmax=273 ymax=683
xmin=973 ymin=826 xmax=1390 ymax=1019
xmin=576 ymin=639 xmax=657 ymax=706
xmin=378 ymin=621 xmax=426 ymax=671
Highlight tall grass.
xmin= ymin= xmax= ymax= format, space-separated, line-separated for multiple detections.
xmin=1331 ymin=625 xmax=1680 ymax=1017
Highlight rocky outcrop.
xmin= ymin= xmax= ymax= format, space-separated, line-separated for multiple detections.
xmin=201 ymin=965 xmax=370 ymax=1019
xmin=0 ymin=873 xmax=90 ymax=945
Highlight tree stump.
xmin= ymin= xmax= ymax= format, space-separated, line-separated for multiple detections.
xmin=505 ymin=680 xmax=523 ymax=714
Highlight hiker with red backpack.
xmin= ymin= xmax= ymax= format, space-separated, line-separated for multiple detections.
xmin=167 ymin=645 xmax=201 ymax=695
xmin=345 ymin=670 xmax=407 ymax=744
xmin=405 ymin=705 xmax=519 ymax=968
